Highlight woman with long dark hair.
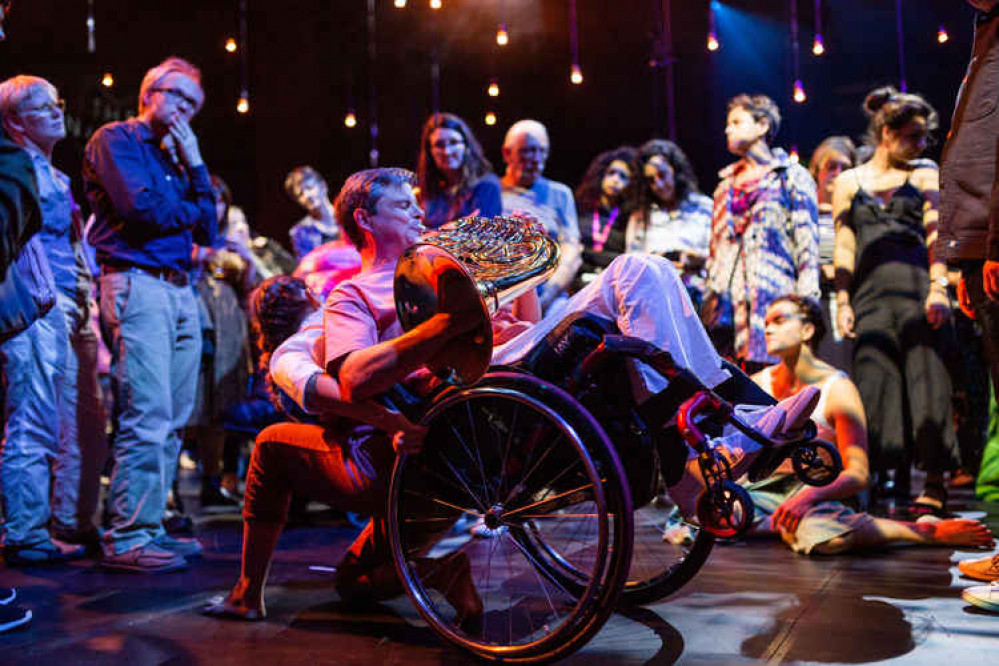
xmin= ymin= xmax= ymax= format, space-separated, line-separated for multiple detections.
xmin=572 ymin=146 xmax=636 ymax=291
xmin=832 ymin=86 xmax=955 ymax=510
xmin=416 ymin=112 xmax=501 ymax=229
xmin=626 ymin=139 xmax=713 ymax=299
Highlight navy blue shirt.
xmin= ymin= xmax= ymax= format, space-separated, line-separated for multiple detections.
xmin=82 ymin=118 xmax=217 ymax=272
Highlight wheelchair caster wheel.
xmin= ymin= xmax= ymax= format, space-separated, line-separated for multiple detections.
xmin=696 ymin=480 xmax=754 ymax=538
xmin=791 ymin=439 xmax=842 ymax=487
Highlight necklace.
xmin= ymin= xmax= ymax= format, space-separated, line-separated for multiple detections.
xmin=591 ymin=207 xmax=619 ymax=252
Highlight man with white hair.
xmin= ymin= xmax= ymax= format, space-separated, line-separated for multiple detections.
xmin=83 ymin=56 xmax=217 ymax=573
xmin=500 ymin=119 xmax=581 ymax=310
xmin=0 ymin=75 xmax=105 ymax=566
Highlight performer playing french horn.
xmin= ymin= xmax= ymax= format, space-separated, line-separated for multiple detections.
xmin=204 ymin=167 xmax=820 ymax=623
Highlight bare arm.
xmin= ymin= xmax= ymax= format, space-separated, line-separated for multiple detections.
xmin=336 ymin=311 xmax=475 ymax=403
xmin=917 ymin=168 xmax=951 ymax=327
xmin=832 ymin=172 xmax=858 ymax=338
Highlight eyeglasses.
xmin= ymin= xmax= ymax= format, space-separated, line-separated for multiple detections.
xmin=150 ymin=86 xmax=200 ymax=109
xmin=430 ymin=138 xmax=465 ymax=151
xmin=17 ymin=98 xmax=65 ymax=115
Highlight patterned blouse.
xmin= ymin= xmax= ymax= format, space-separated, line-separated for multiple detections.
xmin=708 ymin=148 xmax=820 ymax=363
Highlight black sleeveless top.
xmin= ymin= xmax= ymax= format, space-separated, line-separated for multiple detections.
xmin=846 ymin=180 xmax=929 ymax=300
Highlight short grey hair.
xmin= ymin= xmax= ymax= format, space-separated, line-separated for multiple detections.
xmin=138 ymin=56 xmax=203 ymax=113
xmin=503 ymin=119 xmax=549 ymax=149
xmin=0 ymin=75 xmax=57 ymax=122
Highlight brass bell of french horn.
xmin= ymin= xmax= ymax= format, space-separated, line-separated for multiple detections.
xmin=393 ymin=215 xmax=560 ymax=385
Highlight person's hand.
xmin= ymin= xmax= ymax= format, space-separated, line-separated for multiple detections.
xmin=957 ymin=277 xmax=976 ymax=320
xmin=984 ymin=260 xmax=999 ymax=301
xmin=924 ymin=288 xmax=952 ymax=329
xmin=382 ymin=408 xmax=428 ymax=455
xmin=772 ymin=490 xmax=816 ymax=538
xmin=168 ymin=118 xmax=204 ymax=168
xmin=836 ymin=301 xmax=855 ymax=339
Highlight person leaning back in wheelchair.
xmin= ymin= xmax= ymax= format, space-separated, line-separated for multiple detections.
xmin=204 ymin=167 xmax=825 ymax=622
xmin=742 ymin=295 xmax=993 ymax=554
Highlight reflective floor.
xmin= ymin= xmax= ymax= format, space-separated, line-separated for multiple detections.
xmin=1 ymin=472 xmax=996 ymax=665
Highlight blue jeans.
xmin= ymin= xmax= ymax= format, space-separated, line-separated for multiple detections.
xmin=1 ymin=293 xmax=105 ymax=547
xmin=99 ymin=271 xmax=201 ymax=555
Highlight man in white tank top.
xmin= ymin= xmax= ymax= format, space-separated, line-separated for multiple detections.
xmin=743 ymin=296 xmax=993 ymax=554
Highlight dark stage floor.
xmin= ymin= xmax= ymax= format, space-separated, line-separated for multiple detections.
xmin=1 ymin=473 xmax=997 ymax=665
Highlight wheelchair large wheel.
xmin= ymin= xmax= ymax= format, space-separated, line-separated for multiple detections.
xmin=620 ymin=492 xmax=714 ymax=606
xmin=388 ymin=373 xmax=634 ymax=663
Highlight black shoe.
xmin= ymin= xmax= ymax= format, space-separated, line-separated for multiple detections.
xmin=0 ymin=605 xmax=31 ymax=633
xmin=163 ymin=511 xmax=194 ymax=536
xmin=200 ymin=484 xmax=243 ymax=514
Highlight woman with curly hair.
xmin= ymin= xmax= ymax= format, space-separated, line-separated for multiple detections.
xmin=832 ymin=86 xmax=955 ymax=511
xmin=625 ymin=139 xmax=714 ymax=299
xmin=416 ymin=112 xmax=502 ymax=229
xmin=572 ymin=146 xmax=637 ymax=291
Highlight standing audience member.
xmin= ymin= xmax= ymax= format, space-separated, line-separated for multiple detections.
xmin=626 ymin=139 xmax=714 ymax=303
xmin=416 ymin=112 xmax=501 ymax=230
xmin=938 ymin=0 xmax=999 ymax=599
xmin=708 ymin=93 xmax=820 ymax=372
xmin=0 ymin=75 xmax=105 ymax=564
xmin=745 ymin=296 xmax=992 ymax=554
xmin=573 ymin=146 xmax=636 ymax=292
xmin=832 ymin=86 xmax=955 ymax=512
xmin=83 ymin=56 xmax=216 ymax=572
xmin=285 ymin=166 xmax=340 ymax=260
xmin=0 ymin=3 xmax=40 ymax=632
xmin=808 ymin=136 xmax=858 ymax=371
xmin=500 ymin=119 xmax=581 ymax=310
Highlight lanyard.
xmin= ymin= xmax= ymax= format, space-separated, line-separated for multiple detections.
xmin=591 ymin=207 xmax=619 ymax=252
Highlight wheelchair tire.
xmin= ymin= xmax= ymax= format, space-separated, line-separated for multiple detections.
xmin=387 ymin=372 xmax=634 ymax=663
xmin=792 ymin=439 xmax=843 ymax=487
xmin=618 ymin=497 xmax=714 ymax=606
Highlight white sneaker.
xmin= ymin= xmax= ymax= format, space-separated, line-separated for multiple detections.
xmin=962 ymin=582 xmax=999 ymax=612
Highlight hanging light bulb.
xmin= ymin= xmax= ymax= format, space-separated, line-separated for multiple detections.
xmin=570 ymin=63 xmax=583 ymax=85
xmin=101 ymin=72 xmax=114 ymax=88
xmin=429 ymin=0 xmax=441 ymax=9
xmin=394 ymin=0 xmax=407 ymax=7
xmin=793 ymin=79 xmax=807 ymax=104
xmin=485 ymin=111 xmax=497 ymax=126
xmin=496 ymin=22 xmax=509 ymax=46
xmin=344 ymin=110 xmax=357 ymax=128
xmin=812 ymin=34 xmax=825 ymax=56
xmin=707 ymin=31 xmax=720 ymax=52
xmin=225 ymin=37 xmax=237 ymax=53
xmin=487 ymin=79 xmax=500 ymax=97
xmin=938 ymin=25 xmax=949 ymax=44
xmin=790 ymin=145 xmax=800 ymax=163
xmin=236 ymin=90 xmax=250 ymax=114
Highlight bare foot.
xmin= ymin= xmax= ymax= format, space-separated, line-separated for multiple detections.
xmin=203 ymin=581 xmax=265 ymax=621
xmin=919 ymin=519 xmax=995 ymax=548
xmin=418 ymin=551 xmax=484 ymax=631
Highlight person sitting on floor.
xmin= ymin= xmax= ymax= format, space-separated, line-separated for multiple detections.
xmin=204 ymin=167 xmax=824 ymax=622
xmin=743 ymin=295 xmax=994 ymax=554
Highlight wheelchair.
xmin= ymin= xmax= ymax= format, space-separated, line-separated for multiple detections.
xmin=382 ymin=313 xmax=843 ymax=663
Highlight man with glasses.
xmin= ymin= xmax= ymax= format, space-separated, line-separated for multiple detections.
xmin=83 ymin=56 xmax=217 ymax=573
xmin=500 ymin=119 xmax=581 ymax=311
xmin=0 ymin=74 xmax=106 ymax=568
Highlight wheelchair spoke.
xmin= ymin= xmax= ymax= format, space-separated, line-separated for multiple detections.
xmin=442 ymin=409 xmax=493 ymax=506
xmin=504 ymin=530 xmax=570 ymax=625
xmin=401 ymin=490 xmax=482 ymax=520
xmin=500 ymin=431 xmax=562 ymax=507
xmin=496 ymin=400 xmax=522 ymax=502
xmin=502 ymin=482 xmax=595 ymax=520
xmin=435 ymin=448 xmax=490 ymax=513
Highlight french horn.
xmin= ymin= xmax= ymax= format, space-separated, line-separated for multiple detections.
xmin=394 ymin=215 xmax=560 ymax=384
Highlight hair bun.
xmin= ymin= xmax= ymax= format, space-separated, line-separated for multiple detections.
xmin=863 ymin=86 xmax=898 ymax=116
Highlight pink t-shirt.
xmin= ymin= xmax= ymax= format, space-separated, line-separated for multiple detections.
xmin=322 ymin=262 xmax=532 ymax=378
